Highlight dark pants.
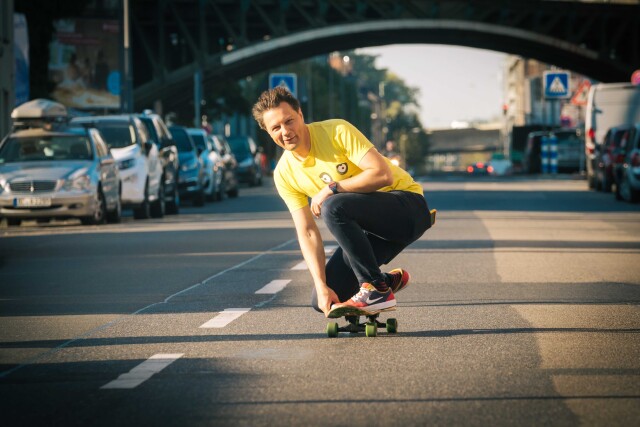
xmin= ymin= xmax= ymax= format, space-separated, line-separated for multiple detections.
xmin=311 ymin=190 xmax=431 ymax=311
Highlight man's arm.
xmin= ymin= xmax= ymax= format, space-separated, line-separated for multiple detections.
xmin=310 ymin=147 xmax=393 ymax=217
xmin=291 ymin=206 xmax=339 ymax=314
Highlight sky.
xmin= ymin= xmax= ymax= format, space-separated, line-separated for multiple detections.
xmin=356 ymin=45 xmax=507 ymax=129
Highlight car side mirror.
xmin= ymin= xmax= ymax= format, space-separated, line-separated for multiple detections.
xmin=197 ymin=147 xmax=204 ymax=156
xmin=161 ymin=137 xmax=174 ymax=149
xmin=144 ymin=141 xmax=153 ymax=155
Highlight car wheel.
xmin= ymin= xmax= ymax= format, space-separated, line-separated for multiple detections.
xmin=133 ymin=182 xmax=151 ymax=219
xmin=227 ymin=186 xmax=239 ymax=198
xmin=193 ymin=186 xmax=206 ymax=207
xmin=81 ymin=190 xmax=106 ymax=225
xmin=216 ymin=179 xmax=226 ymax=201
xmin=166 ymin=183 xmax=180 ymax=215
xmin=619 ymin=174 xmax=640 ymax=203
xmin=106 ymin=195 xmax=121 ymax=223
xmin=150 ymin=181 xmax=165 ymax=218
xmin=6 ymin=218 xmax=21 ymax=227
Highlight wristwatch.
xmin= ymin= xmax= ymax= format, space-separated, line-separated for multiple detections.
xmin=328 ymin=181 xmax=339 ymax=195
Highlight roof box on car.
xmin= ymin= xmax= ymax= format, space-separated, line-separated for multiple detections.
xmin=11 ymin=99 xmax=69 ymax=130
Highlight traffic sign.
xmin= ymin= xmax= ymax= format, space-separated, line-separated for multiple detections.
xmin=544 ymin=71 xmax=570 ymax=99
xmin=269 ymin=73 xmax=298 ymax=98
xmin=571 ymin=80 xmax=591 ymax=106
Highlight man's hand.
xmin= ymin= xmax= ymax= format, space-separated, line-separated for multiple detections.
xmin=310 ymin=186 xmax=332 ymax=218
xmin=316 ymin=286 xmax=340 ymax=316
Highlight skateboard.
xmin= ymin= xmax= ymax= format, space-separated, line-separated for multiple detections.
xmin=326 ymin=307 xmax=397 ymax=338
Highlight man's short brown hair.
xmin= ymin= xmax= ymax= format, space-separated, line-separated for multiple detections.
xmin=252 ymin=87 xmax=301 ymax=130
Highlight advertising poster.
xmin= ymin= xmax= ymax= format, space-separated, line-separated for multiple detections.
xmin=48 ymin=19 xmax=120 ymax=110
xmin=14 ymin=13 xmax=30 ymax=106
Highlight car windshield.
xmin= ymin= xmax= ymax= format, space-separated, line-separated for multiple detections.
xmin=0 ymin=135 xmax=93 ymax=163
xmin=189 ymin=133 xmax=207 ymax=151
xmin=227 ymin=137 xmax=250 ymax=158
xmin=170 ymin=129 xmax=194 ymax=153
xmin=93 ymin=123 xmax=136 ymax=149
xmin=140 ymin=118 xmax=159 ymax=145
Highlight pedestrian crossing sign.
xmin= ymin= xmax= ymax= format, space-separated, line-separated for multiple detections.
xmin=269 ymin=73 xmax=298 ymax=98
xmin=543 ymin=71 xmax=570 ymax=99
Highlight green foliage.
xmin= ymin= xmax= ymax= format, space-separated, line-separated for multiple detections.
xmin=235 ymin=49 xmax=430 ymax=169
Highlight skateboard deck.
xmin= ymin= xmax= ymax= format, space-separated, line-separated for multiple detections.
xmin=326 ymin=306 xmax=397 ymax=337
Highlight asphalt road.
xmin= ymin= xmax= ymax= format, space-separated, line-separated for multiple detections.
xmin=1 ymin=176 xmax=639 ymax=426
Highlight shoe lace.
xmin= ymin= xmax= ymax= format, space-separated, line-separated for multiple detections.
xmin=351 ymin=286 xmax=370 ymax=302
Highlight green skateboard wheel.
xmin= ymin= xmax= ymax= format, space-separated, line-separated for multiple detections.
xmin=365 ymin=323 xmax=377 ymax=337
xmin=386 ymin=318 xmax=398 ymax=333
xmin=327 ymin=322 xmax=339 ymax=337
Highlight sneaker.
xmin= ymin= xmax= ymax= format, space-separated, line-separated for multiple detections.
xmin=386 ymin=268 xmax=410 ymax=293
xmin=328 ymin=283 xmax=396 ymax=318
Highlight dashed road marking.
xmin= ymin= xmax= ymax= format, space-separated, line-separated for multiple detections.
xmin=291 ymin=245 xmax=338 ymax=270
xmin=255 ymin=279 xmax=291 ymax=294
xmin=101 ymin=353 xmax=183 ymax=390
xmin=199 ymin=308 xmax=251 ymax=328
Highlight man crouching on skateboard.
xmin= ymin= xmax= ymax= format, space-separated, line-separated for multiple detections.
xmin=252 ymin=87 xmax=431 ymax=317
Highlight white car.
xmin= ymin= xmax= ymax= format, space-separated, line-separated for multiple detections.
xmin=0 ymin=99 xmax=121 ymax=226
xmin=187 ymin=128 xmax=222 ymax=201
xmin=71 ymin=115 xmax=164 ymax=219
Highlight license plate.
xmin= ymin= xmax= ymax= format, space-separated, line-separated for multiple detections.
xmin=14 ymin=197 xmax=52 ymax=208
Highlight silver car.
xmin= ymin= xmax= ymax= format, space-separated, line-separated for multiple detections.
xmin=0 ymin=127 xmax=121 ymax=226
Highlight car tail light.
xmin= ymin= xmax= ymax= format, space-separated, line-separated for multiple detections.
xmin=588 ymin=128 xmax=596 ymax=142
xmin=615 ymin=153 xmax=626 ymax=164
xmin=487 ymin=165 xmax=494 ymax=173
xmin=476 ymin=162 xmax=484 ymax=169
xmin=467 ymin=166 xmax=473 ymax=173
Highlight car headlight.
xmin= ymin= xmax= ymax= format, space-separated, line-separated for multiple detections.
xmin=181 ymin=158 xmax=198 ymax=171
xmin=118 ymin=158 xmax=136 ymax=170
xmin=63 ymin=174 xmax=92 ymax=191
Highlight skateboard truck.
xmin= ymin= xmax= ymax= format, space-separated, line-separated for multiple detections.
xmin=326 ymin=313 xmax=397 ymax=338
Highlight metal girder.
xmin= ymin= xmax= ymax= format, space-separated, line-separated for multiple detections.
xmin=132 ymin=0 xmax=640 ymax=110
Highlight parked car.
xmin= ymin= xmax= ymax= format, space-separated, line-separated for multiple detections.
xmin=614 ymin=123 xmax=640 ymax=203
xmin=186 ymin=128 xmax=219 ymax=201
xmin=71 ymin=115 xmax=165 ymax=219
xmin=227 ymin=135 xmax=262 ymax=186
xmin=585 ymin=82 xmax=640 ymax=189
xmin=595 ymin=125 xmax=631 ymax=192
xmin=212 ymin=134 xmax=239 ymax=198
xmin=0 ymin=99 xmax=121 ymax=226
xmin=169 ymin=126 xmax=206 ymax=206
xmin=487 ymin=154 xmax=513 ymax=176
xmin=136 ymin=111 xmax=180 ymax=214
xmin=208 ymin=134 xmax=239 ymax=199
xmin=522 ymin=131 xmax=549 ymax=174
xmin=466 ymin=162 xmax=490 ymax=175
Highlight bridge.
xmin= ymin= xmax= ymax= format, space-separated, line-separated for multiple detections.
xmin=131 ymin=0 xmax=640 ymax=111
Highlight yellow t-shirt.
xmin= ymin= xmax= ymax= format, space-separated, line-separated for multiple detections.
xmin=274 ymin=119 xmax=423 ymax=212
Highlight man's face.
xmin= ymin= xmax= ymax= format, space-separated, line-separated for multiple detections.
xmin=262 ymin=102 xmax=306 ymax=153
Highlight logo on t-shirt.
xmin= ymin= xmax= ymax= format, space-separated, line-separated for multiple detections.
xmin=319 ymin=172 xmax=332 ymax=183
xmin=336 ymin=163 xmax=348 ymax=175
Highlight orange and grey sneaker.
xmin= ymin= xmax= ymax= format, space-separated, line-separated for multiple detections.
xmin=386 ymin=268 xmax=411 ymax=293
xmin=328 ymin=283 xmax=396 ymax=318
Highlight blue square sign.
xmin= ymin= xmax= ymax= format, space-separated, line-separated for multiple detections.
xmin=269 ymin=73 xmax=297 ymax=98
xmin=544 ymin=71 xmax=570 ymax=99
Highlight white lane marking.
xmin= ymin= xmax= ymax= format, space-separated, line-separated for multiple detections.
xmin=199 ymin=308 xmax=251 ymax=328
xmin=291 ymin=261 xmax=308 ymax=270
xmin=101 ymin=353 xmax=183 ymax=390
xmin=255 ymin=279 xmax=291 ymax=294
xmin=0 ymin=238 xmax=297 ymax=380
xmin=325 ymin=245 xmax=338 ymax=254
xmin=291 ymin=245 xmax=338 ymax=270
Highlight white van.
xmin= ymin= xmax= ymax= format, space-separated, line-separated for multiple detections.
xmin=585 ymin=83 xmax=640 ymax=188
